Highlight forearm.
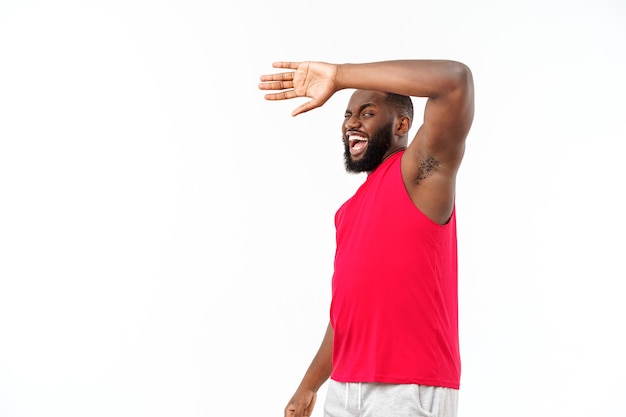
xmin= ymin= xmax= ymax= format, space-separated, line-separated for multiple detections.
xmin=297 ymin=322 xmax=333 ymax=392
xmin=335 ymin=60 xmax=472 ymax=99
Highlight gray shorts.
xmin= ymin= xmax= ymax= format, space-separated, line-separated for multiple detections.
xmin=324 ymin=380 xmax=458 ymax=417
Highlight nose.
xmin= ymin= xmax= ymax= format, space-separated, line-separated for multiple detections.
xmin=344 ymin=114 xmax=361 ymax=129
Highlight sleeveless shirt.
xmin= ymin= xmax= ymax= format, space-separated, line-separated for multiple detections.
xmin=330 ymin=150 xmax=460 ymax=389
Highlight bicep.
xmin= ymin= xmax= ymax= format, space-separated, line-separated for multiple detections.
xmin=412 ymin=67 xmax=474 ymax=167
xmin=401 ymin=68 xmax=474 ymax=223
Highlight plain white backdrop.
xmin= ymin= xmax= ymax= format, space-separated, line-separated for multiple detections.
xmin=1 ymin=0 xmax=625 ymax=416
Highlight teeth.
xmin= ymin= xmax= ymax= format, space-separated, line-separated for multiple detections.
xmin=348 ymin=135 xmax=367 ymax=142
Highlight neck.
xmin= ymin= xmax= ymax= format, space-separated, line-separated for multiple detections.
xmin=367 ymin=147 xmax=406 ymax=175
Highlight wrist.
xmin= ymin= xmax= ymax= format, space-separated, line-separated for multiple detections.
xmin=299 ymin=372 xmax=329 ymax=393
xmin=334 ymin=63 xmax=353 ymax=91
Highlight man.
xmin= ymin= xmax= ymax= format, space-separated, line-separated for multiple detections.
xmin=259 ymin=60 xmax=474 ymax=417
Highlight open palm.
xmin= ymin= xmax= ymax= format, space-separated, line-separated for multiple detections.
xmin=259 ymin=61 xmax=338 ymax=116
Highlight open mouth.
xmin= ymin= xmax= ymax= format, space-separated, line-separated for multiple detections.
xmin=348 ymin=134 xmax=368 ymax=157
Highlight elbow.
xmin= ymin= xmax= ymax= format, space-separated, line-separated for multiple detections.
xmin=448 ymin=62 xmax=475 ymax=124
xmin=448 ymin=61 xmax=474 ymax=91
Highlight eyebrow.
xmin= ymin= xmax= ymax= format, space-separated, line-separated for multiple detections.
xmin=345 ymin=102 xmax=377 ymax=114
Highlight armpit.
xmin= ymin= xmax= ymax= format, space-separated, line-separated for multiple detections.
xmin=416 ymin=155 xmax=440 ymax=183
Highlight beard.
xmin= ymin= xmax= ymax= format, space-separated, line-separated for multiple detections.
xmin=343 ymin=122 xmax=393 ymax=173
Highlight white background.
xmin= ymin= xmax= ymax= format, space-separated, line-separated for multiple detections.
xmin=1 ymin=0 xmax=625 ymax=416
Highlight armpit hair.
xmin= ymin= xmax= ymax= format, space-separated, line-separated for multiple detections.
xmin=416 ymin=155 xmax=440 ymax=182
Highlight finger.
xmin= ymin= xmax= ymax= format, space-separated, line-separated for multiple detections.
xmin=291 ymin=99 xmax=321 ymax=117
xmin=287 ymin=403 xmax=306 ymax=417
xmin=272 ymin=61 xmax=301 ymax=70
xmin=289 ymin=400 xmax=307 ymax=417
xmin=258 ymin=80 xmax=294 ymax=91
xmin=259 ymin=71 xmax=294 ymax=83
xmin=284 ymin=403 xmax=296 ymax=417
xmin=263 ymin=90 xmax=297 ymax=101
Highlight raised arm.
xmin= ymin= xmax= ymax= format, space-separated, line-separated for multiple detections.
xmin=259 ymin=60 xmax=474 ymax=223
xmin=334 ymin=60 xmax=474 ymax=223
xmin=334 ymin=60 xmax=474 ymax=163
xmin=259 ymin=60 xmax=473 ymax=162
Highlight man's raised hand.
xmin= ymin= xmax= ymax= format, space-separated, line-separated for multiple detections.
xmin=259 ymin=61 xmax=338 ymax=117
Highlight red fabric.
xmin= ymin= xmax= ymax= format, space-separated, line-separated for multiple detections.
xmin=330 ymin=151 xmax=460 ymax=389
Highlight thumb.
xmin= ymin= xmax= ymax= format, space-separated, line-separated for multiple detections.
xmin=291 ymin=99 xmax=324 ymax=117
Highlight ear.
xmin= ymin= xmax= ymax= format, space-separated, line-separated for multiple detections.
xmin=395 ymin=116 xmax=411 ymax=136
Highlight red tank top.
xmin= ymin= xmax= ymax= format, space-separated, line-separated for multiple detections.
xmin=330 ymin=150 xmax=460 ymax=389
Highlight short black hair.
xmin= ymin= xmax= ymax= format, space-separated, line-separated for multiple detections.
xmin=385 ymin=93 xmax=414 ymax=122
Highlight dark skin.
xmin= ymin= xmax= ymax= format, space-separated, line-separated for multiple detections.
xmin=259 ymin=60 xmax=474 ymax=417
